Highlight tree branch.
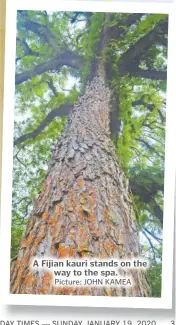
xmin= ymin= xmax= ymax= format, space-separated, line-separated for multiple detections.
xmin=129 ymin=177 xmax=163 ymax=204
xmin=129 ymin=171 xmax=164 ymax=225
xmin=143 ymin=131 xmax=164 ymax=145
xmin=144 ymin=123 xmax=164 ymax=131
xmin=13 ymin=196 xmax=31 ymax=206
xmin=130 ymin=146 xmax=154 ymax=163
xmin=156 ymin=35 xmax=168 ymax=47
xmin=133 ymin=98 xmax=166 ymax=123
xmin=15 ymin=155 xmax=27 ymax=168
xmin=14 ymin=104 xmax=73 ymax=146
xmin=106 ymin=13 xmax=144 ymax=41
xmin=90 ymin=13 xmax=144 ymax=79
xmin=16 ymin=37 xmax=40 ymax=57
xmin=13 ymin=146 xmax=27 ymax=167
xmin=47 ymin=79 xmax=58 ymax=97
xmin=118 ymin=19 xmax=168 ymax=69
xmin=15 ymin=51 xmax=83 ymax=85
xmin=23 ymin=20 xmax=59 ymax=52
xmin=128 ymin=67 xmax=167 ymax=80
xmin=142 ymin=230 xmax=157 ymax=258
xmin=143 ymin=228 xmax=162 ymax=244
xmin=12 ymin=200 xmax=32 ymax=226
xmin=135 ymin=138 xmax=164 ymax=158
xmin=151 ymin=202 xmax=163 ymax=225
xmin=18 ymin=11 xmax=59 ymax=52
xmin=132 ymin=98 xmax=154 ymax=111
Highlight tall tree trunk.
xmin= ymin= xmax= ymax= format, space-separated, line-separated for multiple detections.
xmin=10 ymin=72 xmax=151 ymax=296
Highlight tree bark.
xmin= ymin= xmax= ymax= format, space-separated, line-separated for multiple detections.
xmin=10 ymin=72 xmax=151 ymax=297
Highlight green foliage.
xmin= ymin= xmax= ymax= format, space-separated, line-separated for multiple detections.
xmin=78 ymin=13 xmax=105 ymax=82
xmin=147 ymin=263 xmax=162 ymax=297
xmin=11 ymin=223 xmax=26 ymax=260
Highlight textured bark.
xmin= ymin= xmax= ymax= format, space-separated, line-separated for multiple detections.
xmin=10 ymin=73 xmax=151 ymax=297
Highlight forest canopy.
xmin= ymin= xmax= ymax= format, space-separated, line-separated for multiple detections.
xmin=12 ymin=10 xmax=168 ymax=297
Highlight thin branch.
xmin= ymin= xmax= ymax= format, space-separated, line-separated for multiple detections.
xmin=47 ymin=79 xmax=58 ymax=97
xmin=16 ymin=37 xmax=40 ymax=57
xmin=64 ymin=12 xmax=73 ymax=19
xmin=143 ymin=228 xmax=162 ymax=244
xmin=142 ymin=131 xmax=164 ymax=145
xmin=130 ymin=146 xmax=154 ymax=163
xmin=135 ymin=138 xmax=164 ymax=158
xmin=13 ymin=196 xmax=31 ymax=206
xmin=144 ymin=125 xmax=165 ymax=132
xmin=143 ymin=119 xmax=164 ymax=127
xmin=14 ymin=103 xmax=73 ymax=146
xmin=143 ymin=120 xmax=165 ymax=131
xmin=14 ymin=148 xmax=27 ymax=167
xmin=12 ymin=201 xmax=32 ymax=226
xmin=59 ymin=84 xmax=71 ymax=92
xmin=13 ymin=147 xmax=23 ymax=159
xmin=130 ymin=146 xmax=141 ymax=162
xmin=158 ymin=109 xmax=165 ymax=123
xmin=142 ymin=230 xmax=156 ymax=260
xmin=16 ymin=156 xmax=27 ymax=167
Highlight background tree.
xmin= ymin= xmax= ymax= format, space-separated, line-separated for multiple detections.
xmin=11 ymin=10 xmax=167 ymax=297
